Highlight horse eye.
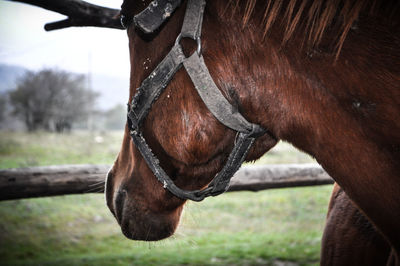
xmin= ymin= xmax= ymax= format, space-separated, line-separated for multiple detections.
xmin=120 ymin=14 xmax=131 ymax=29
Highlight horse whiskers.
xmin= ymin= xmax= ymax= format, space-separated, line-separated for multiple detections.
xmin=84 ymin=188 xmax=104 ymax=193
xmin=88 ymin=182 xmax=105 ymax=189
xmin=84 ymin=183 xmax=105 ymax=193
xmin=184 ymin=203 xmax=200 ymax=229
xmin=88 ymin=181 xmax=105 ymax=187
xmin=145 ymin=224 xmax=152 ymax=242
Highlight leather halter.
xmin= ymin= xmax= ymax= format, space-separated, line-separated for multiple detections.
xmin=123 ymin=0 xmax=272 ymax=201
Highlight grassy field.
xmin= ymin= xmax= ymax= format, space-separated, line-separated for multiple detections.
xmin=0 ymin=131 xmax=332 ymax=266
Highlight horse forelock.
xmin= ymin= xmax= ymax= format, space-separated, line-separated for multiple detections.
xmin=225 ymin=0 xmax=400 ymax=58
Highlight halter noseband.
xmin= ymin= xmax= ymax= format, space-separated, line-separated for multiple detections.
xmin=123 ymin=0 xmax=272 ymax=201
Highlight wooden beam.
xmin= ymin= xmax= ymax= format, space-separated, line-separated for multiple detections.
xmin=7 ymin=0 xmax=123 ymax=31
xmin=229 ymin=164 xmax=333 ymax=191
xmin=0 ymin=164 xmax=110 ymax=200
xmin=0 ymin=164 xmax=334 ymax=201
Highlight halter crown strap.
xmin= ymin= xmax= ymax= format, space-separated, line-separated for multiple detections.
xmin=127 ymin=0 xmax=272 ymax=201
xmin=132 ymin=0 xmax=182 ymax=33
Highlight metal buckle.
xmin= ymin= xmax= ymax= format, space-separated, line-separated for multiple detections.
xmin=175 ymin=33 xmax=202 ymax=56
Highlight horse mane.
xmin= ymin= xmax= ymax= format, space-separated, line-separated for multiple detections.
xmin=226 ymin=0 xmax=400 ymax=57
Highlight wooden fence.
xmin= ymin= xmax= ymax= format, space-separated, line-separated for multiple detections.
xmin=0 ymin=164 xmax=333 ymax=201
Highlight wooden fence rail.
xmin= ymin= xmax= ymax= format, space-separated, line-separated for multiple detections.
xmin=0 ymin=164 xmax=333 ymax=201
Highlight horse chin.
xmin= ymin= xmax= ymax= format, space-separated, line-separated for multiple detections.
xmin=118 ymin=199 xmax=183 ymax=241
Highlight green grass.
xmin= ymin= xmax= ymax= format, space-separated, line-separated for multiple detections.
xmin=0 ymin=130 xmax=123 ymax=168
xmin=0 ymin=131 xmax=331 ymax=265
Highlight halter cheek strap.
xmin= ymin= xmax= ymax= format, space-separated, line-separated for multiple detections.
xmin=127 ymin=0 xmax=274 ymax=201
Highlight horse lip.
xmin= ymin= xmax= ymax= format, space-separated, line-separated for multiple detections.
xmin=119 ymin=211 xmax=176 ymax=241
xmin=114 ymin=189 xmax=127 ymax=224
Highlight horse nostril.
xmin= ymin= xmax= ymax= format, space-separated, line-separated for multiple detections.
xmin=114 ymin=189 xmax=127 ymax=224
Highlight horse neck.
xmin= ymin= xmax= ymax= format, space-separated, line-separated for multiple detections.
xmin=202 ymin=1 xmax=400 ymax=248
xmin=234 ymin=8 xmax=400 ymax=250
xmin=215 ymin=2 xmax=400 ymax=167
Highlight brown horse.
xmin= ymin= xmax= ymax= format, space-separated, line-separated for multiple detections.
xmin=105 ymin=0 xmax=400 ymax=263
xmin=321 ymin=184 xmax=391 ymax=265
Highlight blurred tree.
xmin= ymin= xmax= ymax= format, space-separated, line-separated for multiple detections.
xmin=104 ymin=103 xmax=126 ymax=130
xmin=9 ymin=69 xmax=98 ymax=132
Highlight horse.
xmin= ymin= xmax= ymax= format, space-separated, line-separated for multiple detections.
xmin=105 ymin=0 xmax=400 ymax=264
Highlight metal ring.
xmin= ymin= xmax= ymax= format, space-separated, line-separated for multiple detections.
xmin=196 ymin=37 xmax=202 ymax=55
xmin=175 ymin=33 xmax=202 ymax=56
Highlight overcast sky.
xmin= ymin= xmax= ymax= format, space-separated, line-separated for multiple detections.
xmin=0 ymin=0 xmax=130 ymax=78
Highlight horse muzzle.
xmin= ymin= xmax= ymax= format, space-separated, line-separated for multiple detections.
xmin=105 ymin=170 xmax=183 ymax=241
xmin=115 ymin=188 xmax=182 ymax=241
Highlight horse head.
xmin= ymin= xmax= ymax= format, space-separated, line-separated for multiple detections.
xmin=106 ymin=0 xmax=278 ymax=240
